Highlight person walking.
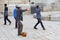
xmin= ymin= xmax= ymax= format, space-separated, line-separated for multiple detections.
xmin=34 ymin=5 xmax=45 ymax=30
xmin=31 ymin=2 xmax=36 ymax=14
xmin=16 ymin=6 xmax=28 ymax=36
xmin=13 ymin=5 xmax=18 ymax=28
xmin=4 ymin=4 xmax=11 ymax=25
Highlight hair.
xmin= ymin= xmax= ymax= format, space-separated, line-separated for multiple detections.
xmin=31 ymin=2 xmax=34 ymax=4
xmin=36 ymin=5 xmax=39 ymax=9
xmin=17 ymin=7 xmax=20 ymax=9
xmin=4 ymin=4 xmax=7 ymax=6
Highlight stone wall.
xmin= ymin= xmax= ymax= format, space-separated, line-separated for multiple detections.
xmin=0 ymin=0 xmax=60 ymax=14
xmin=0 ymin=0 xmax=4 ymax=13
xmin=0 ymin=0 xmax=30 ymax=15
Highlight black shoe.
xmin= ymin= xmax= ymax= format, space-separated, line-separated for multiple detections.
xmin=43 ymin=28 xmax=46 ymax=30
xmin=4 ymin=24 xmax=6 ymax=25
xmin=34 ymin=27 xmax=37 ymax=29
xmin=18 ymin=34 xmax=22 ymax=36
xmin=9 ymin=22 xmax=11 ymax=25
xmin=15 ymin=27 xmax=17 ymax=29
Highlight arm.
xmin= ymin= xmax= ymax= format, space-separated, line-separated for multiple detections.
xmin=22 ymin=8 xmax=30 ymax=12
xmin=22 ymin=9 xmax=27 ymax=12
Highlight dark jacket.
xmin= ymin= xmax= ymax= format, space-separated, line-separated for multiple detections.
xmin=16 ymin=9 xmax=27 ymax=21
xmin=4 ymin=7 xmax=8 ymax=16
xmin=36 ymin=8 xmax=41 ymax=19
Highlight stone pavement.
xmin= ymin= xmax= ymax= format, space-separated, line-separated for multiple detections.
xmin=0 ymin=15 xmax=60 ymax=40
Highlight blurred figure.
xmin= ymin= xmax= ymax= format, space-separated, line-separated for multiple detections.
xmin=31 ymin=2 xmax=36 ymax=14
xmin=4 ymin=4 xmax=11 ymax=25
xmin=34 ymin=5 xmax=45 ymax=30
xmin=13 ymin=5 xmax=18 ymax=28
xmin=16 ymin=6 xmax=29 ymax=36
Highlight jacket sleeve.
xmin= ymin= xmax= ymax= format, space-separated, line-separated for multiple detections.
xmin=22 ymin=9 xmax=27 ymax=12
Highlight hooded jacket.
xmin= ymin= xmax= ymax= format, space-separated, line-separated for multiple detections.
xmin=13 ymin=8 xmax=17 ymax=18
xmin=36 ymin=8 xmax=41 ymax=19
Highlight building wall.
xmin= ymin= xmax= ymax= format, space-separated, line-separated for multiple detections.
xmin=0 ymin=0 xmax=4 ymax=13
xmin=0 ymin=0 xmax=60 ymax=13
xmin=0 ymin=0 xmax=30 ymax=14
xmin=31 ymin=0 xmax=60 ymax=11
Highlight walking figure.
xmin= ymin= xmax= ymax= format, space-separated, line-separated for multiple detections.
xmin=13 ymin=5 xmax=18 ymax=28
xmin=4 ymin=4 xmax=11 ymax=25
xmin=16 ymin=6 xmax=28 ymax=36
xmin=34 ymin=5 xmax=45 ymax=30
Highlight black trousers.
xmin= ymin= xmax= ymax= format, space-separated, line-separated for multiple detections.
xmin=34 ymin=18 xmax=45 ymax=30
xmin=17 ymin=20 xmax=23 ymax=35
xmin=15 ymin=18 xmax=17 ymax=28
xmin=4 ymin=16 xmax=11 ymax=24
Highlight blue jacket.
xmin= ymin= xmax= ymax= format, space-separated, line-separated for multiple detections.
xmin=13 ymin=8 xmax=17 ymax=18
xmin=36 ymin=8 xmax=41 ymax=19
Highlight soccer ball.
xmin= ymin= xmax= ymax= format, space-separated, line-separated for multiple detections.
xmin=22 ymin=32 xmax=27 ymax=37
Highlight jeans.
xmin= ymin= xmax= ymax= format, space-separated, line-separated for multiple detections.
xmin=34 ymin=18 xmax=45 ymax=30
xmin=15 ymin=18 xmax=17 ymax=28
xmin=17 ymin=20 xmax=23 ymax=35
xmin=4 ymin=16 xmax=11 ymax=24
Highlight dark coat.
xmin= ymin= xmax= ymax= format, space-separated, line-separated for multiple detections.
xmin=16 ymin=9 xmax=27 ymax=21
xmin=4 ymin=7 xmax=8 ymax=16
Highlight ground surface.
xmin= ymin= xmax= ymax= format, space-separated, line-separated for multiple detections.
xmin=0 ymin=14 xmax=60 ymax=40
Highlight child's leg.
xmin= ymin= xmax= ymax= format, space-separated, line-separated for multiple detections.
xmin=39 ymin=19 xmax=45 ymax=30
xmin=15 ymin=20 xmax=17 ymax=28
xmin=4 ymin=16 xmax=6 ymax=25
xmin=34 ymin=19 xmax=39 ymax=29
xmin=18 ymin=21 xmax=23 ymax=35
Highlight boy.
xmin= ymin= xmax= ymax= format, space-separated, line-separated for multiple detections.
xmin=34 ymin=5 xmax=45 ymax=30
xmin=16 ymin=6 xmax=29 ymax=36
xmin=4 ymin=4 xmax=11 ymax=25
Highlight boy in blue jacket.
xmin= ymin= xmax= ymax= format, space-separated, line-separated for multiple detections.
xmin=13 ymin=5 xmax=18 ymax=28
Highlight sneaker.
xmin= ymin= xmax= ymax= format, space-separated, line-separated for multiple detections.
xmin=18 ymin=34 xmax=22 ymax=36
xmin=43 ymin=28 xmax=46 ymax=30
xmin=4 ymin=24 xmax=6 ymax=25
xmin=15 ymin=27 xmax=17 ymax=29
xmin=34 ymin=27 xmax=37 ymax=29
xmin=9 ymin=22 xmax=11 ymax=25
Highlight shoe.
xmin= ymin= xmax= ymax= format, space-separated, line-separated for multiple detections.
xmin=43 ymin=28 xmax=46 ymax=30
xmin=4 ymin=24 xmax=6 ymax=25
xmin=9 ymin=22 xmax=11 ymax=25
xmin=34 ymin=27 xmax=37 ymax=29
xmin=15 ymin=27 xmax=17 ymax=29
xmin=18 ymin=34 xmax=22 ymax=36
